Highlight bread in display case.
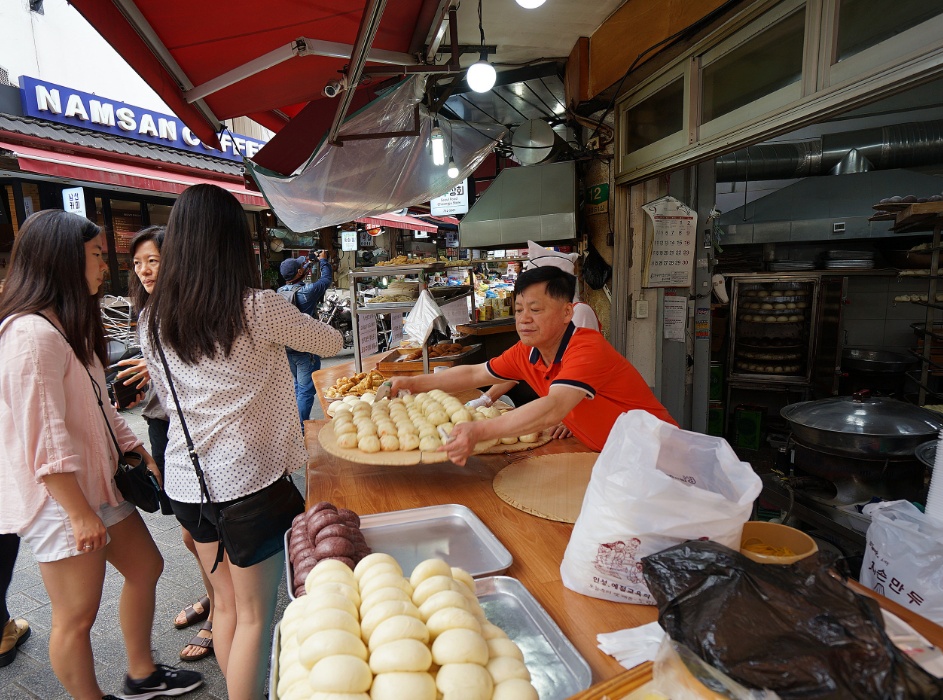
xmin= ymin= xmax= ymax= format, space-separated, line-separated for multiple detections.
xmin=728 ymin=277 xmax=819 ymax=383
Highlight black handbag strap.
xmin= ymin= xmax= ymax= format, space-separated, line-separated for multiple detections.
xmin=36 ymin=313 xmax=125 ymax=466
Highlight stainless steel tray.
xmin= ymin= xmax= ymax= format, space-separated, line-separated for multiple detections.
xmin=284 ymin=504 xmax=512 ymax=600
xmin=359 ymin=504 xmax=512 ymax=579
xmin=269 ymin=622 xmax=281 ymax=700
xmin=475 ymin=576 xmax=592 ymax=700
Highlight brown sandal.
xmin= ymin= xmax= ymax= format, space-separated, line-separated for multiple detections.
xmin=179 ymin=621 xmax=213 ymax=662
xmin=173 ymin=595 xmax=210 ymax=629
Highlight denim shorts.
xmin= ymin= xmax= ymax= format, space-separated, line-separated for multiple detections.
xmin=20 ymin=496 xmax=135 ymax=563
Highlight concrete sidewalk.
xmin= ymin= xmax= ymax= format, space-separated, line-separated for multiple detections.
xmin=1 ymin=349 xmax=354 ymax=699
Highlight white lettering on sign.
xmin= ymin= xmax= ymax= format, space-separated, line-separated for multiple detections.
xmin=219 ymin=133 xmax=233 ymax=154
xmin=182 ymin=127 xmax=201 ymax=146
xmin=62 ymin=187 xmax=86 ymax=217
xmin=90 ymin=100 xmax=115 ymax=127
xmin=116 ymin=107 xmax=136 ymax=132
xmin=64 ymin=94 xmax=88 ymax=120
xmin=35 ymin=85 xmax=61 ymax=114
xmin=138 ymin=113 xmax=158 ymax=137
xmin=341 ymin=230 xmax=357 ymax=252
xmin=430 ymin=179 xmax=469 ymax=216
xmin=158 ymin=118 xmax=177 ymax=141
xmin=246 ymin=141 xmax=261 ymax=157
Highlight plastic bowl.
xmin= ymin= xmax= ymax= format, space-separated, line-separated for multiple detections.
xmin=740 ymin=521 xmax=818 ymax=565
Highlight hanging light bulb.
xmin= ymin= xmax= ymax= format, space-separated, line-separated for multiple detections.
xmin=466 ymin=58 xmax=496 ymax=93
xmin=430 ymin=120 xmax=445 ymax=166
xmin=516 ymin=0 xmax=546 ymax=7
xmin=447 ymin=157 xmax=459 ymax=179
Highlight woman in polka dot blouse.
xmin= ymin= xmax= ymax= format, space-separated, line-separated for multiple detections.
xmin=140 ymin=184 xmax=343 ymax=700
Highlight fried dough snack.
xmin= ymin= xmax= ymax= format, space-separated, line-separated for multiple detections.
xmin=325 ymin=370 xmax=386 ymax=398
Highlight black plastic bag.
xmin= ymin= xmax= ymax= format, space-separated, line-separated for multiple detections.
xmin=642 ymin=540 xmax=943 ymax=699
xmin=582 ymin=244 xmax=611 ymax=290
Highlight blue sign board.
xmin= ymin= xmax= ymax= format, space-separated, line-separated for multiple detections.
xmin=19 ymin=76 xmax=267 ymax=162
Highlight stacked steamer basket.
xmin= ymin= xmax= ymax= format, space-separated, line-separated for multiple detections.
xmin=733 ymin=280 xmax=814 ymax=378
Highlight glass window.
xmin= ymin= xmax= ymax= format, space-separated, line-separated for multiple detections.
xmin=624 ymin=78 xmax=684 ymax=155
xmin=148 ymin=203 xmax=172 ymax=226
xmin=701 ymin=8 xmax=806 ymax=123
xmin=836 ymin=0 xmax=943 ymax=62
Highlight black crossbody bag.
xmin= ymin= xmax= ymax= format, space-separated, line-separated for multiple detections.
xmin=153 ymin=333 xmax=304 ymax=572
xmin=37 ymin=313 xmax=162 ymax=513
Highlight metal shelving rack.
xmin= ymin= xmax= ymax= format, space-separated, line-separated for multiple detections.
xmin=349 ymin=262 xmax=475 ymax=373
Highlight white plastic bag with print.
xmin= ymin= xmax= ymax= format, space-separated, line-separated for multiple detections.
xmin=860 ymin=500 xmax=943 ymax=625
xmin=560 ymin=410 xmax=762 ymax=605
xmin=402 ymin=290 xmax=447 ymax=345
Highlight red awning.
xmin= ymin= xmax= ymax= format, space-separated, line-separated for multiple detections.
xmin=356 ymin=212 xmax=437 ymax=233
xmin=1 ymin=140 xmax=267 ymax=208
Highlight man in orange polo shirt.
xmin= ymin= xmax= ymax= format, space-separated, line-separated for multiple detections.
xmin=388 ymin=266 xmax=676 ymax=465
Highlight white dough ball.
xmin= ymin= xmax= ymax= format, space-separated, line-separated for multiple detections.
xmin=296 ymin=608 xmax=360 ymax=642
xmin=360 ymin=587 xmax=411 ymax=618
xmin=354 ymin=553 xmax=401 ymax=580
xmin=435 ymin=663 xmax=494 ymax=700
xmin=487 ymin=637 xmax=525 ymax=661
xmin=380 ymin=435 xmax=400 ymax=452
xmin=500 ymin=436 xmax=519 ymax=445
xmin=419 ymin=590 xmax=471 ymax=622
xmin=399 ymin=433 xmax=420 ymax=451
xmin=418 ymin=425 xmax=438 ymax=440
xmin=368 ymin=614 xmax=430 ymax=652
xmin=358 ymin=434 xmax=381 ymax=453
xmin=418 ymin=435 xmax=442 ymax=451
xmin=492 ymin=678 xmax=539 ymax=700
xmin=361 ymin=600 xmax=421 ymax=641
xmin=283 ymin=597 xmax=310 ymax=623
xmin=276 ymin=662 xmax=308 ymax=699
xmin=369 ymin=638 xmax=433 ymax=673
xmin=486 ymin=656 xmax=531 ymax=684
xmin=480 ymin=622 xmax=509 ymax=640
xmin=358 ymin=562 xmax=402 ymax=587
xmin=426 ymin=607 xmax=482 ymax=640
xmin=409 ymin=558 xmax=453 ymax=588
xmin=299 ymin=629 xmax=366 ymax=669
xmin=305 ymin=580 xmax=361 ymax=607
xmin=370 ymin=671 xmax=436 ymax=700
xmin=427 ymin=410 xmax=449 ymax=426
xmin=412 ymin=575 xmax=457 ymax=606
xmin=519 ymin=433 xmax=540 ymax=443
xmin=305 ymin=592 xmax=358 ymax=620
xmin=337 ymin=432 xmax=358 ymax=449
xmin=335 ymin=422 xmax=357 ymax=436
xmin=308 ymin=560 xmax=357 ymax=584
xmin=431 ymin=628 xmax=489 ymax=666
xmin=360 ymin=572 xmax=412 ymax=600
xmin=376 ymin=422 xmax=398 ymax=438
xmin=308 ymin=654 xmax=372 ymax=693
xmin=450 ymin=567 xmax=476 ymax=593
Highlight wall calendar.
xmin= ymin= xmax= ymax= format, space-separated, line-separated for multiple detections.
xmin=642 ymin=195 xmax=697 ymax=288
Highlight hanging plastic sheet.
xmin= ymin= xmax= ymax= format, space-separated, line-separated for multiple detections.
xmin=246 ymin=76 xmax=506 ymax=232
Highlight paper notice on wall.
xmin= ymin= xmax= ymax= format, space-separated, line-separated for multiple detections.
xmin=642 ymin=196 xmax=697 ymax=288
xmin=390 ymin=312 xmax=404 ymax=347
xmin=663 ymin=296 xmax=687 ymax=341
xmin=358 ymin=314 xmax=379 ymax=356
xmin=440 ymin=297 xmax=471 ymax=329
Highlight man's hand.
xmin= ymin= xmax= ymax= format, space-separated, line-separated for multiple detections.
xmin=141 ymin=448 xmax=162 ymax=488
xmin=550 ymin=423 xmax=572 ymax=439
xmin=389 ymin=376 xmax=419 ymax=397
xmin=441 ymin=420 xmax=483 ymax=467
xmin=319 ymin=250 xmax=329 ymax=260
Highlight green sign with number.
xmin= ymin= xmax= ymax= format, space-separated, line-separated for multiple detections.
xmin=586 ymin=183 xmax=609 ymax=214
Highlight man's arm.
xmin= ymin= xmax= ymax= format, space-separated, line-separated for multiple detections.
xmin=304 ymin=257 xmax=333 ymax=300
xmin=444 ymin=385 xmax=584 ymax=466
xmin=389 ymin=363 xmax=497 ymax=397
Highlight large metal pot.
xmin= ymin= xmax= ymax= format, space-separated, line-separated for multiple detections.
xmin=781 ymin=391 xmax=943 ymax=458
xmin=842 ymin=348 xmax=918 ymax=374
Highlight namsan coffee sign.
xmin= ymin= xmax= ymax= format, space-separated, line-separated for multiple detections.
xmin=19 ymin=76 xmax=267 ymax=162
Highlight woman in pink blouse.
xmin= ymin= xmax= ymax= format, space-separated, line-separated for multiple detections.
xmin=0 ymin=210 xmax=202 ymax=700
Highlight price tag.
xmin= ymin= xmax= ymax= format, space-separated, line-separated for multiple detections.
xmin=358 ymin=314 xmax=379 ymax=356
xmin=440 ymin=297 xmax=471 ymax=329
xmin=390 ymin=312 xmax=404 ymax=347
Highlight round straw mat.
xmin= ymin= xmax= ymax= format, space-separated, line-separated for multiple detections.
xmin=319 ymin=423 xmax=497 ymax=465
xmin=492 ymin=452 xmax=598 ymax=523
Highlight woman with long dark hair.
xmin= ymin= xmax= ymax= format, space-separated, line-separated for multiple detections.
xmin=116 ymin=226 xmax=215 ymax=662
xmin=0 ymin=210 xmax=202 ymax=700
xmin=140 ymin=184 xmax=342 ymax=700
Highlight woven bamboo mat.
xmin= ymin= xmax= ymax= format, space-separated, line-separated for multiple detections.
xmin=492 ymin=452 xmax=597 ymax=523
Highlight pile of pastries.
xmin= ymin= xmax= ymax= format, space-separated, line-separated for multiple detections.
xmin=401 ymin=343 xmax=465 ymax=361
xmin=276 ymin=554 xmax=537 ymax=700
xmin=324 ymin=370 xmax=386 ymax=399
xmin=375 ymin=256 xmax=441 ymax=267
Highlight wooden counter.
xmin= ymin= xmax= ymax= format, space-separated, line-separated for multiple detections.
xmin=304 ymin=419 xmax=650 ymax=684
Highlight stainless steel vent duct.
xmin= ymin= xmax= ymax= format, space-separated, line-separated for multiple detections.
xmin=716 ymin=119 xmax=943 ymax=182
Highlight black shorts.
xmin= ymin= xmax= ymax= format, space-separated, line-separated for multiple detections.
xmin=169 ymin=495 xmax=244 ymax=544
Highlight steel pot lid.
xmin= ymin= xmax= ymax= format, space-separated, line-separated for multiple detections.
xmin=916 ymin=440 xmax=937 ymax=470
xmin=781 ymin=392 xmax=943 ymax=438
xmin=841 ymin=348 xmax=919 ymax=374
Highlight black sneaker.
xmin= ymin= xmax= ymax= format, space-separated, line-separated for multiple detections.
xmin=121 ymin=663 xmax=203 ymax=699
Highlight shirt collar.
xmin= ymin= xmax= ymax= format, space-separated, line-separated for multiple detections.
xmin=528 ymin=322 xmax=577 ymax=366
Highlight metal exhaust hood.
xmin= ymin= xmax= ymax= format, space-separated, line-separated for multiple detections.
xmin=459 ymin=160 xmax=577 ymax=248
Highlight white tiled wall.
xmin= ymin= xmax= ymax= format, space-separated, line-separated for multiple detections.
xmin=842 ymin=276 xmax=941 ymax=353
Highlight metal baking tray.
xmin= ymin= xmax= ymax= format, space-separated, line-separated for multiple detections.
xmin=476 ymin=576 xmax=592 ymax=699
xmin=284 ymin=504 xmax=512 ymax=600
xmin=269 ymin=576 xmax=592 ymax=700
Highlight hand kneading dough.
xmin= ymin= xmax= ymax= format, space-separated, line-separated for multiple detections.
xmin=369 ymin=638 xmax=432 ymax=673
xmin=353 ymin=553 xmax=401 ymax=580
xmin=309 ymin=655 xmax=372 ymax=693
xmin=370 ymin=671 xmax=436 ymax=700
xmin=409 ymin=558 xmax=453 ymax=588
xmin=431 ymin=628 xmax=489 ymax=666
xmin=361 ymin=600 xmax=421 ymax=641
xmin=492 ymin=678 xmax=539 ymax=700
xmin=435 ymin=663 xmax=494 ymax=700
xmin=412 ymin=575 xmax=457 ymax=606
xmin=296 ymin=608 xmax=360 ymax=642
xmin=487 ymin=637 xmax=525 ymax=661
xmin=419 ymin=590 xmax=471 ymax=622
xmin=299 ymin=629 xmax=367 ymax=669
xmin=368 ymin=615 xmax=430 ymax=651
xmin=426 ymin=607 xmax=482 ymax=640
xmin=486 ymin=656 xmax=531 ymax=684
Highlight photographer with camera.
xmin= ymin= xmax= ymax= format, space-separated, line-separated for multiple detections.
xmin=278 ymin=250 xmax=332 ymax=427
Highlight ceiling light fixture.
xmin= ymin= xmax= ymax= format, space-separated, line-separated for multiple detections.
xmin=467 ymin=0 xmax=497 ymax=93
xmin=447 ymin=157 xmax=459 ymax=179
xmin=430 ymin=118 xmax=446 ymax=166
xmin=515 ymin=0 xmax=546 ymax=7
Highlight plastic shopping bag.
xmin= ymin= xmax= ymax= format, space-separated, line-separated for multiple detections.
xmin=860 ymin=500 xmax=943 ymax=625
xmin=402 ymin=290 xmax=448 ymax=346
xmin=560 ymin=410 xmax=761 ymax=604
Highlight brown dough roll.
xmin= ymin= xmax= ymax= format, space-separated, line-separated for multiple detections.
xmin=314 ymin=536 xmax=357 ymax=559
xmin=315 ymin=523 xmax=355 ymax=544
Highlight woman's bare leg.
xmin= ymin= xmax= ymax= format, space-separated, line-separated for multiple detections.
xmin=178 ymin=527 xmax=214 ymax=658
xmin=193 ymin=541 xmax=234 ymax=677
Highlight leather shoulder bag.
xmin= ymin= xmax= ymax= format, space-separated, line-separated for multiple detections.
xmin=153 ymin=332 xmax=304 ymax=572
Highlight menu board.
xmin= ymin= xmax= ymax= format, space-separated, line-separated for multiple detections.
xmin=358 ymin=314 xmax=379 ymax=356
xmin=389 ymin=312 xmax=404 ymax=347
xmin=642 ymin=196 xmax=697 ymax=288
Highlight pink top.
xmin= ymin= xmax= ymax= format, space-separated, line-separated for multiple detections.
xmin=0 ymin=313 xmax=142 ymax=533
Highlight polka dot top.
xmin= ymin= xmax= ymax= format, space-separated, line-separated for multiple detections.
xmin=140 ymin=289 xmax=343 ymax=503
